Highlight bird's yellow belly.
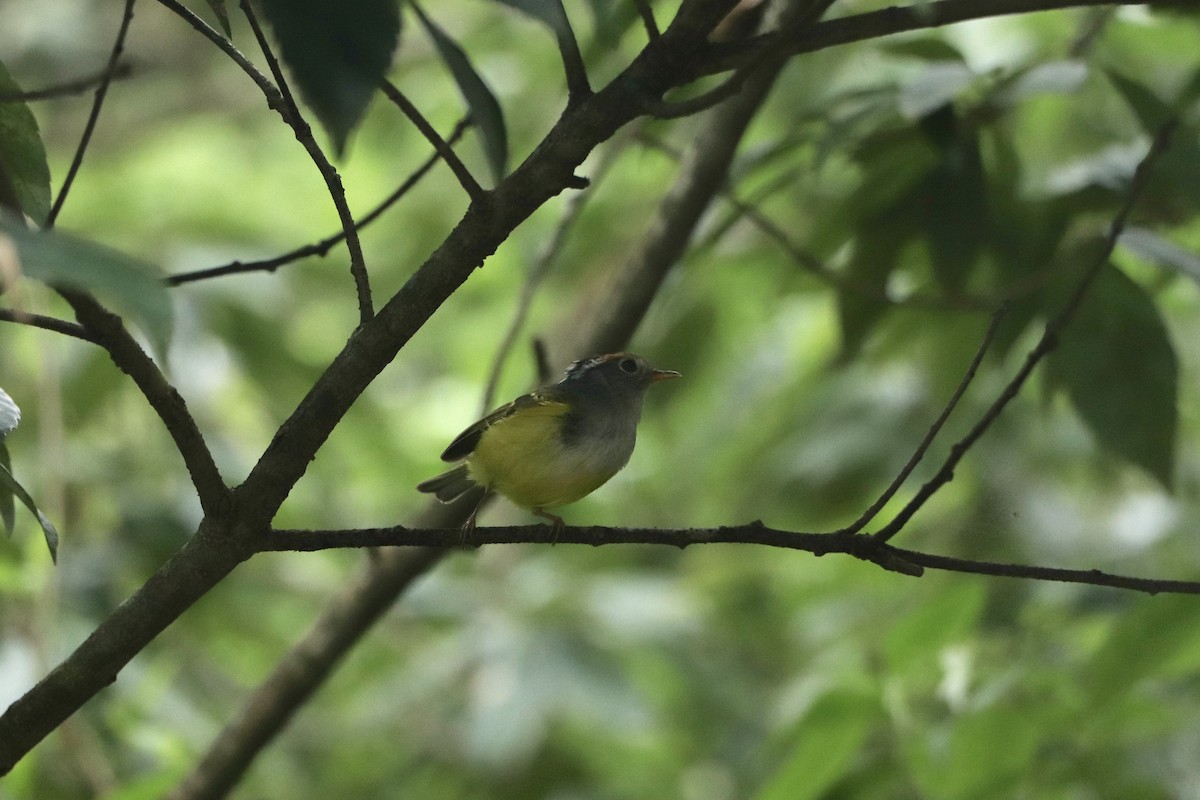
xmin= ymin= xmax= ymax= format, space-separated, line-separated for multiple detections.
xmin=467 ymin=407 xmax=630 ymax=509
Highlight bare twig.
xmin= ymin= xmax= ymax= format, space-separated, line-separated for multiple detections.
xmin=0 ymin=64 xmax=133 ymax=103
xmin=240 ymin=0 xmax=374 ymax=323
xmin=873 ymin=120 xmax=1177 ymax=544
xmin=167 ymin=117 xmax=472 ymax=285
xmin=154 ymin=0 xmax=285 ymax=110
xmin=379 ymin=82 xmax=484 ymax=203
xmin=259 ymin=523 xmax=1200 ymax=596
xmin=844 ymin=305 xmax=1006 ymax=534
xmin=0 ymin=309 xmax=98 ymax=343
xmin=46 ymin=0 xmax=136 ymax=227
xmin=632 ymin=0 xmax=661 ymax=40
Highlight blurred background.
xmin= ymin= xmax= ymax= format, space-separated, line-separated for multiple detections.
xmin=2 ymin=0 xmax=1200 ymax=797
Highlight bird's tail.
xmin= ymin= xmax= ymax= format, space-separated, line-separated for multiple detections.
xmin=416 ymin=465 xmax=477 ymax=503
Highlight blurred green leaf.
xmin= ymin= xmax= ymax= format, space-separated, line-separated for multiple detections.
xmin=886 ymin=581 xmax=987 ymax=673
xmin=205 ymin=0 xmax=233 ymax=37
xmin=0 ymin=211 xmax=174 ymax=354
xmin=1086 ymin=595 xmax=1200 ymax=700
xmin=0 ymin=458 xmax=58 ymax=562
xmin=1107 ymin=69 xmax=1176 ymax=132
xmin=1047 ymin=263 xmax=1177 ymax=489
xmin=493 ymin=0 xmax=573 ymax=39
xmin=0 ymin=61 xmax=52 ymax=224
xmin=258 ymin=0 xmax=401 ymax=156
xmin=0 ymin=443 xmax=13 ymax=536
xmin=0 ymin=386 xmax=19 ymax=438
xmin=919 ymin=105 xmax=987 ymax=292
xmin=882 ymin=37 xmax=965 ymax=62
xmin=910 ymin=707 xmax=1043 ymax=799
xmin=836 ymin=215 xmax=909 ymax=358
xmin=754 ymin=690 xmax=877 ymax=800
xmin=413 ymin=3 xmax=508 ymax=184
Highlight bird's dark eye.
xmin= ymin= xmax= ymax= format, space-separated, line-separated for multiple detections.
xmin=618 ymin=357 xmax=639 ymax=374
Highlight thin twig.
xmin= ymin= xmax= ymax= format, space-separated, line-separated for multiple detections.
xmin=167 ymin=117 xmax=473 ymax=286
xmin=259 ymin=523 xmax=1200 ymax=596
xmin=240 ymin=0 xmax=374 ymax=323
xmin=154 ymin=0 xmax=285 ymax=111
xmin=379 ymin=81 xmax=484 ymax=203
xmin=873 ymin=119 xmax=1177 ymax=544
xmin=844 ymin=304 xmax=1007 ymax=534
xmin=0 ymin=64 xmax=134 ymax=103
xmin=0 ymin=309 xmax=98 ymax=343
xmin=46 ymin=0 xmax=136 ymax=227
xmin=632 ymin=0 xmax=661 ymax=40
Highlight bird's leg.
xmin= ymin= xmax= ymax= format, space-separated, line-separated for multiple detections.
xmin=533 ymin=508 xmax=565 ymax=544
xmin=458 ymin=490 xmax=489 ymax=548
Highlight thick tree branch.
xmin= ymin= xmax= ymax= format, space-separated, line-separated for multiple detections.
xmin=701 ymin=0 xmax=1151 ymax=78
xmin=0 ymin=527 xmax=251 ymax=775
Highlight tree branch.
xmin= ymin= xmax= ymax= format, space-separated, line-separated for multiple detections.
xmin=844 ymin=304 xmax=1006 ymax=534
xmin=0 ymin=63 xmax=133 ymax=103
xmin=874 ymin=119 xmax=1176 ymax=544
xmin=258 ymin=524 xmax=1200 ymax=596
xmin=0 ymin=527 xmax=251 ymax=775
xmin=701 ymin=0 xmax=1150 ymax=78
xmin=379 ymin=82 xmax=484 ymax=203
xmin=239 ymin=0 xmax=374 ymax=323
xmin=59 ymin=291 xmax=232 ymax=517
xmin=167 ymin=116 xmax=472 ymax=285
xmin=0 ymin=308 xmax=97 ymax=343
xmin=46 ymin=0 xmax=136 ymax=227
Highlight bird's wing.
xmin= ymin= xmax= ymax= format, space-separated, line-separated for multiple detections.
xmin=439 ymin=389 xmax=567 ymax=462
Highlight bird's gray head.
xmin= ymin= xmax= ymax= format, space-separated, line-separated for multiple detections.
xmin=560 ymin=353 xmax=680 ymax=404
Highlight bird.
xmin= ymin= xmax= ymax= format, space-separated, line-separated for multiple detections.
xmin=417 ymin=352 xmax=680 ymax=534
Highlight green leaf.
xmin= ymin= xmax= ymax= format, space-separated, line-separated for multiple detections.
xmin=1047 ymin=264 xmax=1177 ymax=489
xmin=919 ymin=105 xmax=987 ymax=292
xmin=1106 ymin=69 xmax=1176 ymax=132
xmin=413 ymin=3 xmax=508 ymax=184
xmin=911 ymin=707 xmax=1042 ymax=799
xmin=885 ymin=581 xmax=987 ymax=673
xmin=1085 ymin=595 xmax=1200 ymax=700
xmin=205 ymin=0 xmax=233 ymax=37
xmin=0 ymin=60 xmax=53 ymax=224
xmin=0 ymin=443 xmax=13 ymax=537
xmin=0 ymin=458 xmax=59 ymax=562
xmin=836 ymin=221 xmax=906 ymax=359
xmin=753 ymin=690 xmax=876 ymax=800
xmin=0 ymin=386 xmax=19 ymax=439
xmin=493 ymin=0 xmax=573 ymax=38
xmin=258 ymin=0 xmax=401 ymax=156
xmin=0 ymin=212 xmax=174 ymax=354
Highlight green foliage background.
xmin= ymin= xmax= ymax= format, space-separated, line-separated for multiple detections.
xmin=3 ymin=1 xmax=1200 ymax=798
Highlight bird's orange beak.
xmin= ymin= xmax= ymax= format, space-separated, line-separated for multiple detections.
xmin=650 ymin=369 xmax=681 ymax=382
